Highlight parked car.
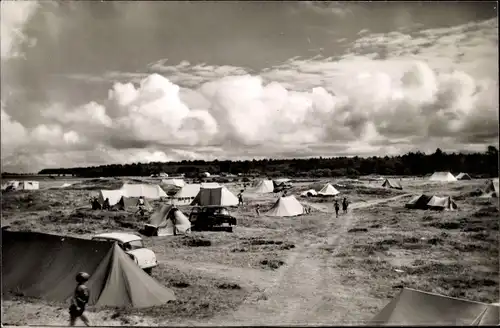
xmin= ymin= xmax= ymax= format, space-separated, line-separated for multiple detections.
xmin=92 ymin=232 xmax=158 ymax=274
xmin=188 ymin=206 xmax=237 ymax=232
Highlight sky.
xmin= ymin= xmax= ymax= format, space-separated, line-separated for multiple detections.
xmin=1 ymin=1 xmax=498 ymax=173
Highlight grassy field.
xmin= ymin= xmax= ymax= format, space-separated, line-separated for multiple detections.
xmin=1 ymin=177 xmax=498 ymax=325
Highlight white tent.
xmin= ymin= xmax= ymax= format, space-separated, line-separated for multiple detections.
xmin=20 ymin=181 xmax=40 ymax=190
xmin=201 ymin=172 xmax=211 ymax=177
xmin=455 ymin=173 xmax=472 ymax=180
xmin=161 ymin=179 xmax=186 ymax=188
xmin=427 ymin=196 xmax=458 ymax=211
xmin=317 ymin=183 xmax=339 ymax=196
xmin=191 ymin=185 xmax=239 ymax=206
xmin=429 ymin=172 xmax=457 ymax=182
xmin=274 ymin=178 xmax=291 ymax=186
xmin=252 ymin=180 xmax=274 ymax=193
xmin=146 ymin=205 xmax=191 ymax=236
xmin=171 ymin=184 xmax=201 ymax=205
xmin=266 ymin=195 xmax=304 ymax=217
xmin=120 ymin=183 xmax=167 ymax=199
xmin=98 ymin=190 xmax=124 ymax=206
xmin=300 ymin=189 xmax=318 ymax=197
xmin=201 ymin=182 xmax=220 ymax=188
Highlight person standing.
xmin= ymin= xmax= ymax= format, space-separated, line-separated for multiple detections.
xmin=255 ymin=204 xmax=261 ymax=216
xmin=237 ymin=190 xmax=244 ymax=206
xmin=69 ymin=272 xmax=91 ymax=326
xmin=334 ymin=200 xmax=340 ymax=218
xmin=342 ymin=197 xmax=349 ymax=214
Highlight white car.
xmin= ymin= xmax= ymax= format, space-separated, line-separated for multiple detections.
xmin=92 ymin=232 xmax=158 ymax=274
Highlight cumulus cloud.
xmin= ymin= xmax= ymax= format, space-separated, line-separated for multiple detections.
xmin=1 ymin=9 xmax=498 ymax=172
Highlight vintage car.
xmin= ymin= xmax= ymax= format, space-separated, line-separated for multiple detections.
xmin=92 ymin=232 xmax=158 ymax=274
xmin=188 ymin=206 xmax=237 ymax=232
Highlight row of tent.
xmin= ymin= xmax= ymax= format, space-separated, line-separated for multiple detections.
xmin=300 ymin=183 xmax=340 ymax=197
xmin=406 ymin=194 xmax=458 ymax=211
xmin=1 ymin=180 xmax=40 ymax=191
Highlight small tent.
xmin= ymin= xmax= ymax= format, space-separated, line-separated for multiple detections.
xmin=120 ymin=183 xmax=167 ymax=199
xmin=171 ymin=184 xmax=201 ymax=205
xmin=483 ymin=178 xmax=499 ymax=198
xmin=455 ymin=173 xmax=472 ymax=180
xmin=300 ymin=189 xmax=318 ymax=197
xmin=370 ymin=288 xmax=500 ymax=325
xmin=429 ymin=172 xmax=457 ymax=182
xmin=252 ymin=180 xmax=274 ymax=193
xmin=2 ymin=230 xmax=176 ymax=307
xmin=144 ymin=205 xmax=191 ymax=236
xmin=266 ymin=195 xmax=304 ymax=217
xmin=19 ymin=181 xmax=40 ymax=190
xmin=191 ymin=185 xmax=239 ymax=206
xmin=426 ymin=196 xmax=458 ymax=211
xmin=405 ymin=194 xmax=433 ymax=210
xmin=274 ymin=178 xmax=291 ymax=186
xmin=381 ymin=179 xmax=402 ymax=190
xmin=317 ymin=183 xmax=340 ymax=196
xmin=161 ymin=179 xmax=185 ymax=188
xmin=201 ymin=172 xmax=211 ymax=177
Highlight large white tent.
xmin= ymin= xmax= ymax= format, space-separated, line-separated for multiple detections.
xmin=120 ymin=183 xmax=167 ymax=199
xmin=252 ymin=180 xmax=274 ymax=193
xmin=161 ymin=179 xmax=186 ymax=188
xmin=266 ymin=195 xmax=304 ymax=217
xmin=317 ymin=183 xmax=339 ymax=196
xmin=429 ymin=172 xmax=457 ymax=182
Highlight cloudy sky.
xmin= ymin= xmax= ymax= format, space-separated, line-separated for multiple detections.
xmin=1 ymin=1 xmax=498 ymax=172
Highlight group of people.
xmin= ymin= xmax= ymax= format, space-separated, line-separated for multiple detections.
xmin=334 ymin=197 xmax=349 ymax=218
xmin=89 ymin=196 xmax=147 ymax=216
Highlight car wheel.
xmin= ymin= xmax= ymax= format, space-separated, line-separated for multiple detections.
xmin=144 ymin=268 xmax=153 ymax=275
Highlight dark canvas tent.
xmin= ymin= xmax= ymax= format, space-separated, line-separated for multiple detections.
xmin=144 ymin=204 xmax=191 ymax=236
xmin=370 ymin=288 xmax=500 ymax=325
xmin=2 ymin=230 xmax=175 ymax=307
xmin=381 ymin=179 xmax=403 ymax=190
xmin=405 ymin=194 xmax=433 ymax=210
xmin=113 ymin=196 xmax=153 ymax=211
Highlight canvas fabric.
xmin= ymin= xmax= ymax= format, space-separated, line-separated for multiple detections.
xmin=266 ymin=195 xmax=304 ymax=217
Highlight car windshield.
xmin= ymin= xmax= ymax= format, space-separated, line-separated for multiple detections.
xmin=123 ymin=240 xmax=144 ymax=251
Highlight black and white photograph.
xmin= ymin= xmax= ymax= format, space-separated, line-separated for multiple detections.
xmin=1 ymin=1 xmax=499 ymax=326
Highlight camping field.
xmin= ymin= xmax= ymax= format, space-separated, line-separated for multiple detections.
xmin=1 ymin=177 xmax=498 ymax=326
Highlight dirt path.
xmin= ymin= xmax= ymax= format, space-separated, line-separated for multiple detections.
xmin=200 ymin=194 xmax=412 ymax=326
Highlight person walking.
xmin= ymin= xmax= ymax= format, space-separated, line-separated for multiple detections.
xmin=342 ymin=197 xmax=349 ymax=214
xmin=334 ymin=200 xmax=340 ymax=218
xmin=69 ymin=272 xmax=91 ymax=326
xmin=237 ymin=190 xmax=244 ymax=206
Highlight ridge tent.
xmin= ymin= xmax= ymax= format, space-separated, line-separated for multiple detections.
xmin=171 ymin=184 xmax=201 ymax=205
xmin=405 ymin=194 xmax=433 ymax=210
xmin=98 ymin=190 xmax=124 ymax=206
xmin=300 ymin=189 xmax=318 ymax=197
xmin=370 ymin=288 xmax=500 ymax=325
xmin=1 ymin=230 xmax=175 ymax=307
xmin=252 ymin=180 xmax=274 ymax=194
xmin=145 ymin=205 xmax=191 ymax=236
xmin=426 ymin=196 xmax=458 ymax=211
xmin=381 ymin=179 xmax=403 ymax=190
xmin=161 ymin=179 xmax=186 ymax=188
xmin=429 ymin=172 xmax=457 ymax=182
xmin=266 ymin=195 xmax=304 ymax=217
xmin=191 ymin=185 xmax=239 ymax=206
xmin=120 ymin=183 xmax=167 ymax=199
xmin=456 ymin=173 xmax=472 ymax=180
xmin=317 ymin=183 xmax=340 ymax=196
xmin=483 ymin=178 xmax=499 ymax=198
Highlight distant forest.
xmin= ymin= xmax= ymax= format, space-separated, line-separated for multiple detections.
xmin=3 ymin=146 xmax=499 ymax=179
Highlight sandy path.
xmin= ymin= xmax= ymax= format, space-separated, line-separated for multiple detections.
xmin=201 ymin=194 xmax=411 ymax=326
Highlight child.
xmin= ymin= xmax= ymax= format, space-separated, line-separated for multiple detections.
xmin=69 ymin=272 xmax=91 ymax=326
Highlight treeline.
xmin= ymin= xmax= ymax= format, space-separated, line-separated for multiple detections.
xmin=33 ymin=146 xmax=499 ymax=179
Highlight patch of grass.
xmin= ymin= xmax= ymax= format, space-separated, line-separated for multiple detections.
xmin=260 ymin=259 xmax=285 ymax=270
